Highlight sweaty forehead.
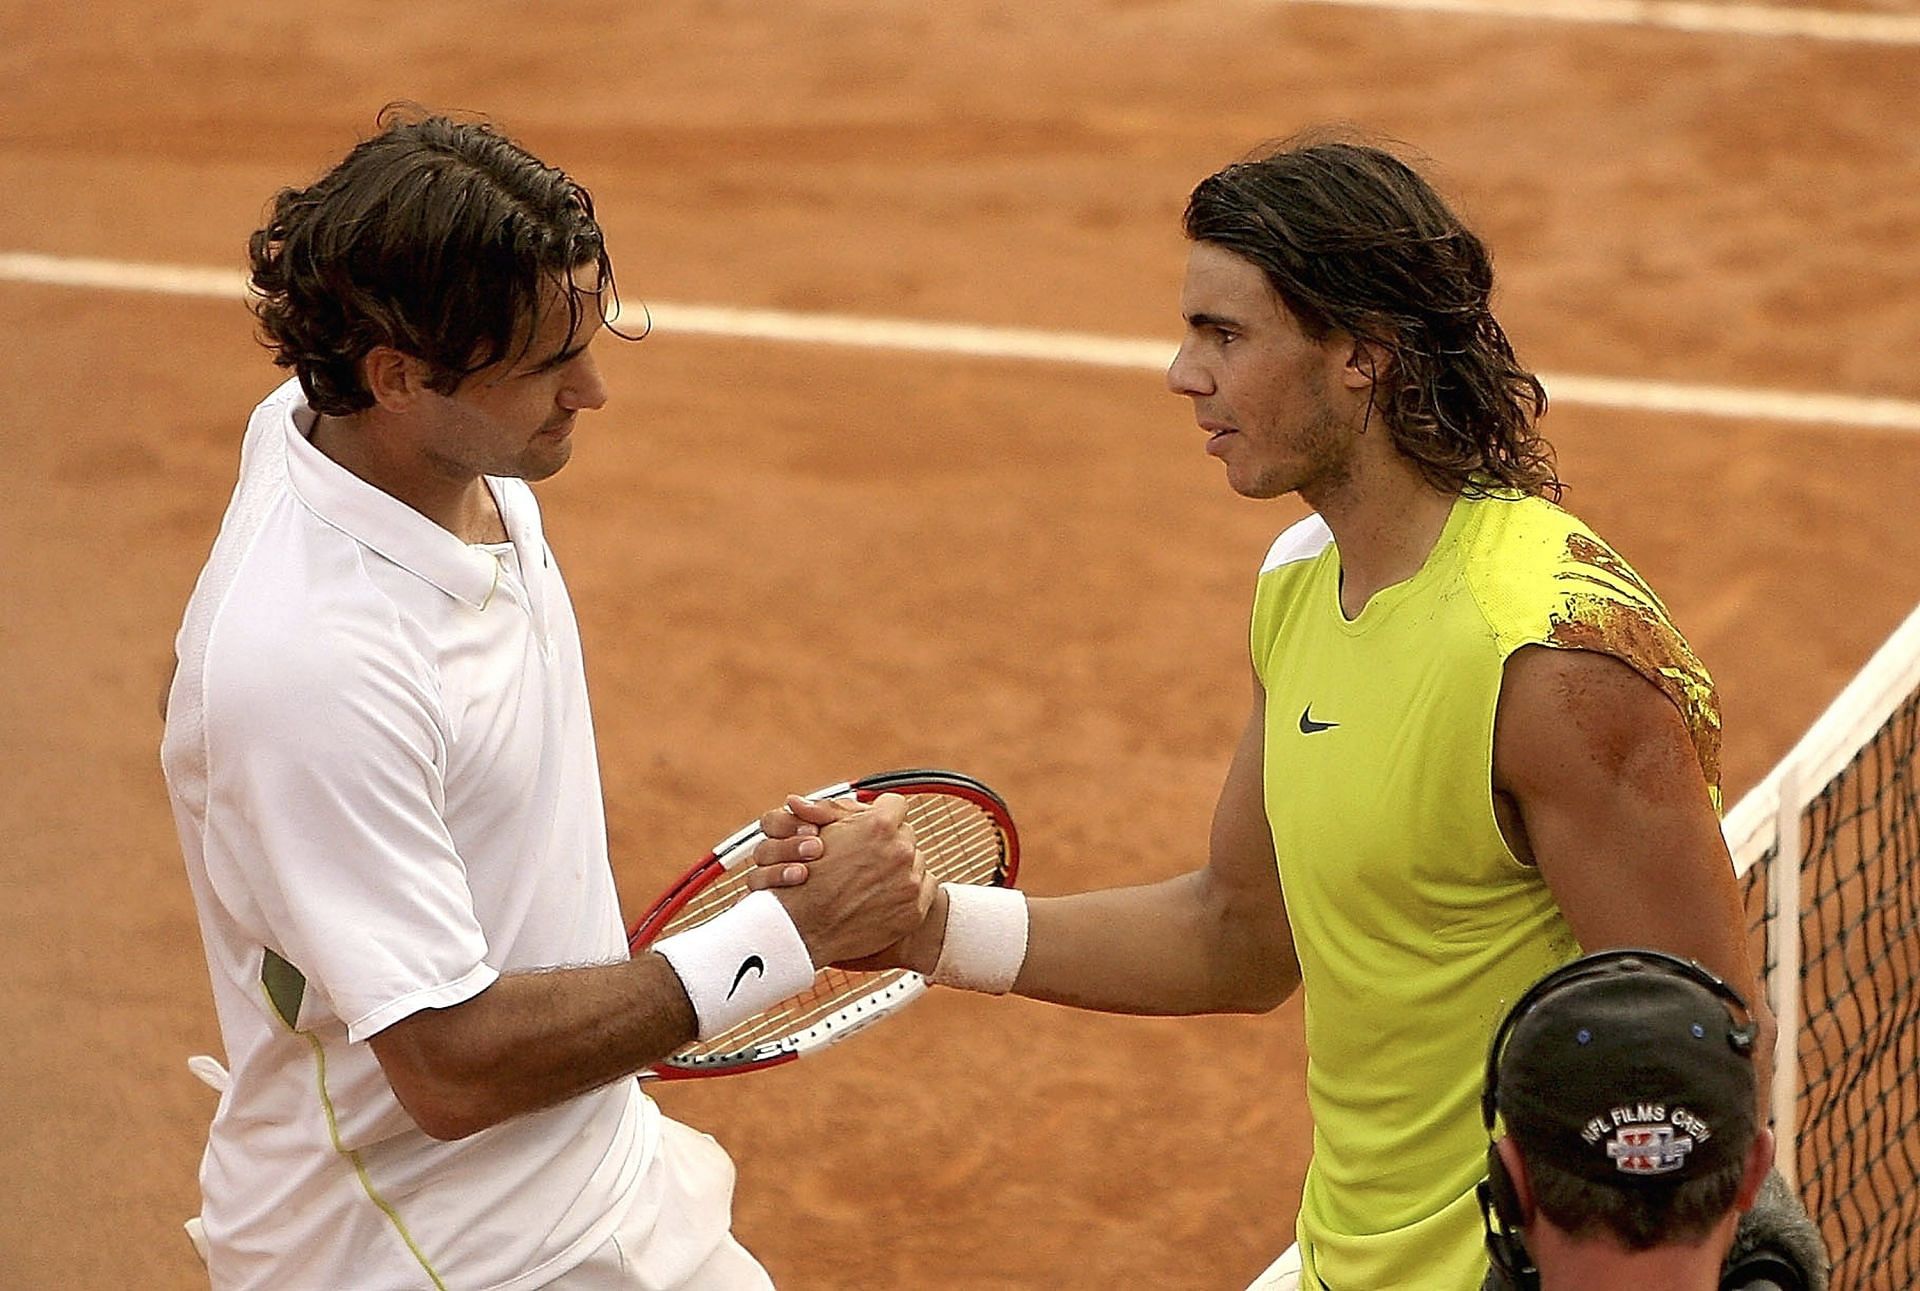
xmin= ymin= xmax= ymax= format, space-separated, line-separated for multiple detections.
xmin=1181 ymin=242 xmax=1283 ymax=320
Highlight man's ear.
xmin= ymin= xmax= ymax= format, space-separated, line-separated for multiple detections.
xmin=361 ymin=347 xmax=436 ymax=413
xmin=1494 ymin=1136 xmax=1537 ymax=1226
xmin=1735 ymin=1128 xmax=1775 ymax=1212
xmin=1338 ymin=335 xmax=1391 ymax=393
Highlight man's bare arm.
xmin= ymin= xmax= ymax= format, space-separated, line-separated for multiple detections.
xmin=369 ymin=956 xmax=698 ymax=1141
xmin=370 ymin=798 xmax=927 ymax=1140
xmin=1011 ymin=680 xmax=1301 ymax=1014
xmin=1494 ymin=644 xmax=1775 ymax=1110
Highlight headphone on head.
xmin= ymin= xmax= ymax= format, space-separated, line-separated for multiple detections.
xmin=1477 ymin=950 xmax=1758 ymax=1291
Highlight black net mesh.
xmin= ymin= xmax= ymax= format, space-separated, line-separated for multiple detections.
xmin=1741 ymin=689 xmax=1920 ymax=1288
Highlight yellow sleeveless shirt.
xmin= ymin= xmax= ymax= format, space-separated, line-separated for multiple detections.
xmin=1250 ymin=491 xmax=1719 ymax=1290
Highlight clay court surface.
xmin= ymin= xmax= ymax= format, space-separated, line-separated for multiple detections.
xmin=5 ymin=2 xmax=1920 ymax=1287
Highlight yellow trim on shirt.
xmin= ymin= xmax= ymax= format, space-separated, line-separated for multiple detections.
xmin=257 ymin=966 xmax=450 ymax=1291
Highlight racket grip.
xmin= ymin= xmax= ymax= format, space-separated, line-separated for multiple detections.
xmin=653 ymin=891 xmax=816 ymax=1039
xmin=929 ymin=883 xmax=1029 ymax=994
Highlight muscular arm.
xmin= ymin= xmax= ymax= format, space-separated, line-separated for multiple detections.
xmin=1494 ymin=644 xmax=1775 ymax=1108
xmin=1010 ymin=678 xmax=1301 ymax=1014
xmin=368 ymin=956 xmax=696 ymax=1141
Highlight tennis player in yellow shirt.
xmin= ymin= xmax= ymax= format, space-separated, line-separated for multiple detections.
xmin=761 ymin=132 xmax=1770 ymax=1290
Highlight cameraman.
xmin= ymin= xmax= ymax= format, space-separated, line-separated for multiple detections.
xmin=1480 ymin=951 xmax=1824 ymax=1291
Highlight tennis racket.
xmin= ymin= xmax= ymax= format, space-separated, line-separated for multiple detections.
xmin=628 ymin=768 xmax=1019 ymax=1080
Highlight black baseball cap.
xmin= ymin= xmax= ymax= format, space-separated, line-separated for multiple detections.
xmin=1496 ymin=954 xmax=1758 ymax=1187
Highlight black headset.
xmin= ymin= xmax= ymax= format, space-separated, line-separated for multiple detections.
xmin=1477 ymin=950 xmax=1759 ymax=1291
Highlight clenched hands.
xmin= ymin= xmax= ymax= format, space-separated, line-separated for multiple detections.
xmin=752 ymin=793 xmax=933 ymax=967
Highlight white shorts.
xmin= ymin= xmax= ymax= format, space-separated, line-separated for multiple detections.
xmin=543 ymin=1118 xmax=774 ymax=1291
xmin=1244 ymin=1244 xmax=1303 ymax=1291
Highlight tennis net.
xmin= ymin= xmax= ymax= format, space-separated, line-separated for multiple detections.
xmin=1723 ymin=601 xmax=1920 ymax=1290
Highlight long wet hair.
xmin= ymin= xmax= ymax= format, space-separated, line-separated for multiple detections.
xmin=1184 ymin=133 xmax=1558 ymax=499
xmin=247 ymin=105 xmax=626 ymax=415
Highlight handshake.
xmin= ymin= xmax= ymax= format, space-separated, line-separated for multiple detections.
xmin=642 ymin=771 xmax=1029 ymax=1060
xmin=743 ymin=791 xmax=948 ymax=973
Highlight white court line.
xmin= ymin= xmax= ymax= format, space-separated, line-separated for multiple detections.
xmin=1279 ymin=0 xmax=1920 ymax=44
xmin=6 ymin=250 xmax=1919 ymax=432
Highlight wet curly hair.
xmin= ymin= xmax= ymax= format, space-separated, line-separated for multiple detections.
xmin=247 ymin=105 xmax=619 ymax=415
xmin=1184 ymin=133 xmax=1558 ymax=499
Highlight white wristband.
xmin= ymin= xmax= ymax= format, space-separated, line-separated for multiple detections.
xmin=654 ymin=890 xmax=817 ymax=1040
xmin=930 ymin=883 xmax=1029 ymax=994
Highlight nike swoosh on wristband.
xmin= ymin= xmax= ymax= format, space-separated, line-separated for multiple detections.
xmin=1298 ymin=705 xmax=1340 ymax=734
xmin=727 ymin=954 xmax=767 ymax=999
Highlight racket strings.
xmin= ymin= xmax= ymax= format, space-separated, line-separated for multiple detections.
xmin=663 ymin=868 xmax=754 ymax=935
xmin=906 ymin=798 xmax=1010 ymax=883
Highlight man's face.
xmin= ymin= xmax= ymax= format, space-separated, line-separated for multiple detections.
xmin=421 ymin=268 xmax=611 ymax=484
xmin=1167 ymin=242 xmax=1356 ymax=501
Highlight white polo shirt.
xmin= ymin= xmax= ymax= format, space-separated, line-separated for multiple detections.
xmin=162 ymin=378 xmax=661 ymax=1291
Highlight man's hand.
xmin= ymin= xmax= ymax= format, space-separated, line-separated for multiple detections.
xmin=755 ymin=793 xmax=934 ymax=966
xmin=746 ymin=794 xmax=841 ymax=889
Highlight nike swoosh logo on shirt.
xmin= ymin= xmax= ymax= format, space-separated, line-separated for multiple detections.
xmin=1298 ymin=705 xmax=1340 ymax=734
xmin=727 ymin=954 xmax=767 ymax=999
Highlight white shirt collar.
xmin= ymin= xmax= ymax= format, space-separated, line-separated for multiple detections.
xmin=271 ymin=379 xmax=523 ymax=610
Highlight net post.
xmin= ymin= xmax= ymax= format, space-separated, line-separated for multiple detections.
xmin=1766 ymin=764 xmax=1804 ymax=1190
